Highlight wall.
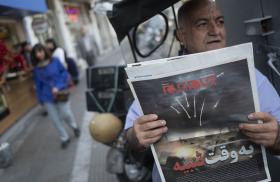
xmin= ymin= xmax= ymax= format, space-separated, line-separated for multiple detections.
xmin=217 ymin=0 xmax=280 ymax=93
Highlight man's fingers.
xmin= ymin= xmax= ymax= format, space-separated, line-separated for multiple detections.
xmin=239 ymin=123 xmax=269 ymax=133
xmin=242 ymin=131 xmax=272 ymax=140
xmin=136 ymin=126 xmax=167 ymax=142
xmin=136 ymin=127 xmax=168 ymax=146
xmin=248 ymin=112 xmax=275 ymax=123
xmin=136 ymin=114 xmax=158 ymax=124
xmin=139 ymin=120 xmax=166 ymax=131
xmin=142 ymin=126 xmax=168 ymax=139
xmin=141 ymin=135 xmax=162 ymax=146
xmin=133 ymin=115 xmax=169 ymax=147
xmin=239 ymin=114 xmax=278 ymax=133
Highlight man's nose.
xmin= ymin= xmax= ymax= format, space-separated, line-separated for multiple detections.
xmin=208 ymin=22 xmax=219 ymax=35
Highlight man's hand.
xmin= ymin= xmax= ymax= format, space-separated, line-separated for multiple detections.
xmin=239 ymin=112 xmax=279 ymax=147
xmin=52 ymin=87 xmax=59 ymax=95
xmin=127 ymin=114 xmax=168 ymax=150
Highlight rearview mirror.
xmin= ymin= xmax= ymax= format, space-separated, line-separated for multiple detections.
xmin=133 ymin=13 xmax=169 ymax=57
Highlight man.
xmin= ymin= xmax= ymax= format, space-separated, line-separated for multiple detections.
xmin=20 ymin=41 xmax=33 ymax=68
xmin=125 ymin=0 xmax=280 ymax=181
xmin=76 ymin=26 xmax=98 ymax=67
xmin=45 ymin=39 xmax=67 ymax=69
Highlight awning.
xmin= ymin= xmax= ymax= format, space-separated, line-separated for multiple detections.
xmin=0 ymin=0 xmax=48 ymax=18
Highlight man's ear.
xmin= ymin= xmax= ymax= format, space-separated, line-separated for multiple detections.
xmin=175 ymin=29 xmax=185 ymax=45
xmin=176 ymin=29 xmax=187 ymax=55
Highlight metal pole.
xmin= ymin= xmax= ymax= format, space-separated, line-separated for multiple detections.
xmin=127 ymin=33 xmax=138 ymax=63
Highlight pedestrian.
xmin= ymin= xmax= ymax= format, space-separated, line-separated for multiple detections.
xmin=76 ymin=26 xmax=98 ymax=67
xmin=31 ymin=43 xmax=80 ymax=149
xmin=20 ymin=41 xmax=33 ymax=69
xmin=124 ymin=0 xmax=280 ymax=181
xmin=45 ymin=38 xmax=67 ymax=68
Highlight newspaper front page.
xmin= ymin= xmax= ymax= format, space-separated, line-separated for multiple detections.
xmin=126 ymin=43 xmax=270 ymax=182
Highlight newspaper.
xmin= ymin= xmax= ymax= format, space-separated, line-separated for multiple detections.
xmin=125 ymin=43 xmax=271 ymax=182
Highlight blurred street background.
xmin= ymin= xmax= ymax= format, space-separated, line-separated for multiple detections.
xmin=1 ymin=0 xmax=280 ymax=182
xmin=0 ymin=1 xmax=178 ymax=181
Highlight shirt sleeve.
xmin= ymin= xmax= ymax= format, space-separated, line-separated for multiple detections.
xmin=256 ymin=69 xmax=280 ymax=122
xmin=53 ymin=48 xmax=67 ymax=68
xmin=124 ymin=100 xmax=143 ymax=130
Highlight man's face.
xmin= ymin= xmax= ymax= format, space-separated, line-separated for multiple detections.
xmin=178 ymin=2 xmax=226 ymax=53
xmin=26 ymin=44 xmax=32 ymax=52
xmin=46 ymin=42 xmax=54 ymax=52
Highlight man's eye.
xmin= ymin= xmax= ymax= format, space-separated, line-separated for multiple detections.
xmin=217 ymin=19 xmax=224 ymax=25
xmin=197 ymin=22 xmax=208 ymax=28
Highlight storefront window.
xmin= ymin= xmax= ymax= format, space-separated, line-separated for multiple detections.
xmin=0 ymin=19 xmax=37 ymax=133
xmin=0 ymin=91 xmax=9 ymax=121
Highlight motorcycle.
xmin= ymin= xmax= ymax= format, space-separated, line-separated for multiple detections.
xmin=86 ymin=65 xmax=153 ymax=181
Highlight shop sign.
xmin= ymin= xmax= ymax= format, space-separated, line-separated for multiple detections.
xmin=32 ymin=16 xmax=48 ymax=35
xmin=64 ymin=5 xmax=80 ymax=22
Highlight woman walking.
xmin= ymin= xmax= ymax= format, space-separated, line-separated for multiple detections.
xmin=32 ymin=44 xmax=80 ymax=149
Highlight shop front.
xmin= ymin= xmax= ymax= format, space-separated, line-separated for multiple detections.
xmin=0 ymin=0 xmax=47 ymax=135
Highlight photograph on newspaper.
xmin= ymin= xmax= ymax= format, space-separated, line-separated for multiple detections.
xmin=127 ymin=44 xmax=270 ymax=182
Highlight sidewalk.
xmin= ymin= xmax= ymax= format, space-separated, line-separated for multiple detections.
xmin=0 ymin=50 xmax=123 ymax=182
xmin=0 ymin=44 xmax=168 ymax=182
